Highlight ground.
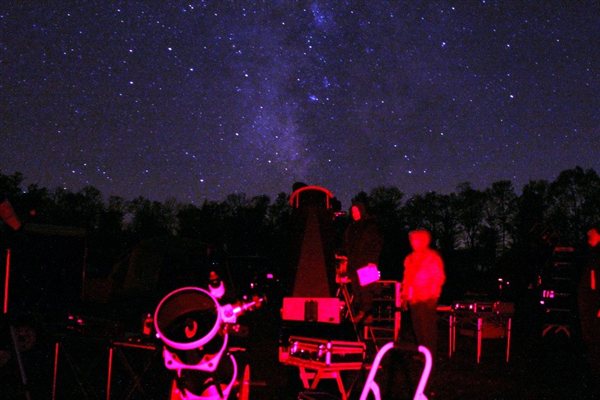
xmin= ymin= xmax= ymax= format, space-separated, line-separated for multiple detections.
xmin=2 ymin=296 xmax=599 ymax=399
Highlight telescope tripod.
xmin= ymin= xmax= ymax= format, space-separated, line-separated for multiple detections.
xmin=336 ymin=279 xmax=369 ymax=344
xmin=336 ymin=280 xmax=354 ymax=322
xmin=335 ymin=275 xmax=385 ymax=353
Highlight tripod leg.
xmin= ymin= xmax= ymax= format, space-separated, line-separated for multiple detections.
xmin=340 ymin=285 xmax=364 ymax=341
xmin=339 ymin=285 xmax=354 ymax=321
xmin=239 ymin=364 xmax=251 ymax=400
xmin=9 ymin=324 xmax=32 ymax=400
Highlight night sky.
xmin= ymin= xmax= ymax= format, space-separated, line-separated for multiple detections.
xmin=2 ymin=1 xmax=599 ymax=208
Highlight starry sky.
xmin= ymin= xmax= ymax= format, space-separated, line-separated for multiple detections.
xmin=2 ymin=1 xmax=599 ymax=207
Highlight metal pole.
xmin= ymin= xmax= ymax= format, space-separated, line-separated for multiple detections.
xmin=452 ymin=314 xmax=456 ymax=354
xmin=506 ymin=317 xmax=512 ymax=363
xmin=106 ymin=346 xmax=114 ymax=400
xmin=52 ymin=341 xmax=60 ymax=400
xmin=477 ymin=317 xmax=482 ymax=364
xmin=3 ymin=248 xmax=11 ymax=314
xmin=448 ymin=314 xmax=453 ymax=358
xmin=10 ymin=325 xmax=32 ymax=400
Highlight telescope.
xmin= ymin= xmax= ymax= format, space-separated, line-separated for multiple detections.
xmin=154 ymin=286 xmax=262 ymax=400
xmin=0 ymin=196 xmax=22 ymax=231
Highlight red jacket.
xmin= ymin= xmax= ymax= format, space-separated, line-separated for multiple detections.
xmin=403 ymin=248 xmax=445 ymax=303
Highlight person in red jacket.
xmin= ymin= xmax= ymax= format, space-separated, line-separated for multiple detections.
xmin=402 ymin=229 xmax=446 ymax=360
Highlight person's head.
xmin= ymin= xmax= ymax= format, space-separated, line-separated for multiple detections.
xmin=208 ymin=270 xmax=220 ymax=282
xmin=350 ymin=202 xmax=367 ymax=222
xmin=587 ymin=226 xmax=600 ymax=247
xmin=208 ymin=270 xmax=225 ymax=299
xmin=350 ymin=205 xmax=361 ymax=221
xmin=408 ymin=229 xmax=432 ymax=251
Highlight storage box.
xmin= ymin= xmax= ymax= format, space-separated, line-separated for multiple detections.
xmin=283 ymin=336 xmax=366 ymax=366
xmin=282 ymin=297 xmax=343 ymax=324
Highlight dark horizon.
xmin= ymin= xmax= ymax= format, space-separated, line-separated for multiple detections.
xmin=2 ymin=165 xmax=598 ymax=212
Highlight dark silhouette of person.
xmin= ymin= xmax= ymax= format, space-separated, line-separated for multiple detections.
xmin=578 ymin=225 xmax=600 ymax=379
xmin=340 ymin=202 xmax=383 ymax=324
xmin=402 ymin=229 xmax=446 ymax=360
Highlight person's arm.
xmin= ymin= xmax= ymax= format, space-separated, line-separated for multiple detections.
xmin=401 ymin=256 xmax=413 ymax=309
xmin=429 ymin=253 xmax=446 ymax=299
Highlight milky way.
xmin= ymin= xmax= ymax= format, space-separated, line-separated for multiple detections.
xmin=2 ymin=1 xmax=599 ymax=207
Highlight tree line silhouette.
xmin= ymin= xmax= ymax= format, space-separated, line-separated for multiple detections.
xmin=1 ymin=166 xmax=599 ymax=301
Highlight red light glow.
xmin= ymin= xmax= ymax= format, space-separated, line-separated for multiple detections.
xmin=542 ymin=290 xmax=555 ymax=299
xmin=587 ymin=228 xmax=600 ymax=247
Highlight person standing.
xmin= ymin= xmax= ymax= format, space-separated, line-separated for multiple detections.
xmin=341 ymin=202 xmax=383 ymax=324
xmin=402 ymin=229 xmax=446 ymax=360
xmin=578 ymin=225 xmax=600 ymax=380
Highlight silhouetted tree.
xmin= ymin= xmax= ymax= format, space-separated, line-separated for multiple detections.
xmin=51 ymin=186 xmax=103 ymax=229
xmin=351 ymin=191 xmax=370 ymax=208
xmin=514 ymin=179 xmax=550 ymax=248
xmin=403 ymin=192 xmax=459 ymax=253
xmin=90 ymin=195 xmax=128 ymax=276
xmin=437 ymin=193 xmax=460 ymax=253
xmin=0 ymin=170 xmax=24 ymax=199
xmin=127 ymin=196 xmax=176 ymax=239
xmin=483 ymin=180 xmax=517 ymax=254
xmin=1 ymin=166 xmax=599 ymax=302
xmin=197 ymin=199 xmax=227 ymax=247
xmin=365 ymin=186 xmax=406 ymax=276
xmin=177 ymin=203 xmax=204 ymax=239
xmin=547 ymin=166 xmax=600 ymax=245
xmin=367 ymin=186 xmax=404 ymax=226
xmin=265 ymin=192 xmax=294 ymax=272
xmin=455 ymin=182 xmax=486 ymax=250
xmin=21 ymin=183 xmax=53 ymax=224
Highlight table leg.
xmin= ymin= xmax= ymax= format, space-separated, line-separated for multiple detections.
xmin=506 ymin=317 xmax=512 ymax=363
xmin=476 ymin=317 xmax=482 ymax=364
